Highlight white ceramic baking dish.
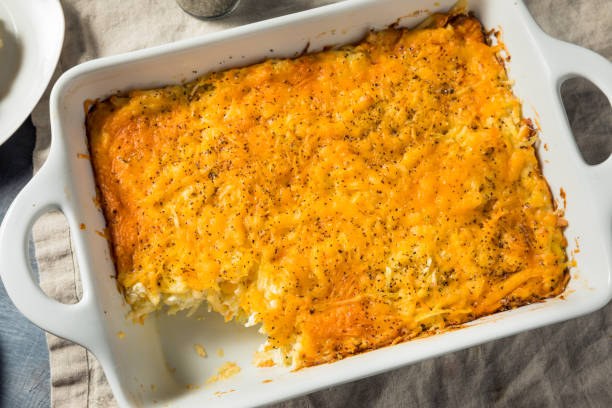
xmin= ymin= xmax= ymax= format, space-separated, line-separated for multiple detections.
xmin=1 ymin=0 xmax=611 ymax=406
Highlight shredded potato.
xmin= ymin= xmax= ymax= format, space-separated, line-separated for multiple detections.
xmin=87 ymin=13 xmax=568 ymax=369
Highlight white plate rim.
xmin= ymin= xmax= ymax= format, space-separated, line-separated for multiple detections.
xmin=0 ymin=0 xmax=64 ymax=145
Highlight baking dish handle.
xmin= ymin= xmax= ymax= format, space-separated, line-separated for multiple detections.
xmin=0 ymin=162 xmax=101 ymax=347
xmin=541 ymin=36 xmax=612 ymax=203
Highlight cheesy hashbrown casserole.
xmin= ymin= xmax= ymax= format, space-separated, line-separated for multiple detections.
xmin=86 ymin=12 xmax=568 ymax=369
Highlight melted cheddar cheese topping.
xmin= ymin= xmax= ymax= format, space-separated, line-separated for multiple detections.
xmin=87 ymin=15 xmax=568 ymax=368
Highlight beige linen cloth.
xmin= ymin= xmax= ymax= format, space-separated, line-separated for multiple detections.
xmin=31 ymin=1 xmax=612 ymax=407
